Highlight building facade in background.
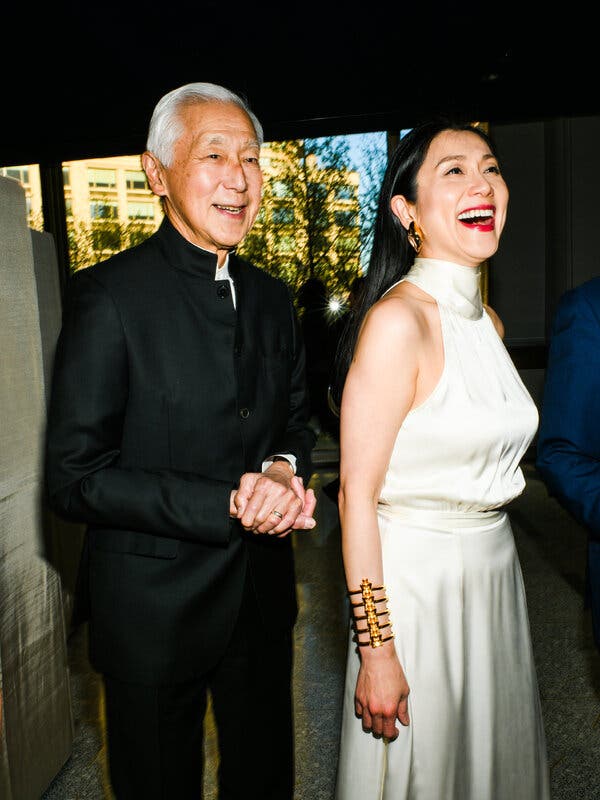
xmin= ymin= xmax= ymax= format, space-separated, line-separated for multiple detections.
xmin=2 ymin=142 xmax=362 ymax=304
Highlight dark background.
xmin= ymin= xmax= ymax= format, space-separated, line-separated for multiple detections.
xmin=3 ymin=2 xmax=598 ymax=165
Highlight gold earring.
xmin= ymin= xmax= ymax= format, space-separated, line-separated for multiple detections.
xmin=407 ymin=221 xmax=423 ymax=254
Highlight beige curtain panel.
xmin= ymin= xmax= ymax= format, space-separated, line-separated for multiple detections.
xmin=0 ymin=175 xmax=75 ymax=799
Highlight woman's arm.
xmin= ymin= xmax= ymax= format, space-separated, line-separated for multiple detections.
xmin=338 ymin=296 xmax=423 ymax=740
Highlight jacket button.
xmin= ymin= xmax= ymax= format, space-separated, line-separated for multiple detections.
xmin=217 ymin=283 xmax=230 ymax=299
xmin=239 ymin=408 xmax=250 ymax=419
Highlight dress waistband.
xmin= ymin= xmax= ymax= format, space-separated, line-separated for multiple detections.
xmin=377 ymin=503 xmax=506 ymax=529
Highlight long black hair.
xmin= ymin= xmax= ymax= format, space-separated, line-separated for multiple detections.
xmin=329 ymin=118 xmax=498 ymax=410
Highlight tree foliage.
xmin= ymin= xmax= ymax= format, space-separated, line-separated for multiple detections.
xmin=354 ymin=134 xmax=388 ymax=272
xmin=238 ymin=137 xmax=375 ymax=305
xmin=67 ymin=217 xmax=155 ymax=272
xmin=63 ymin=135 xmax=389 ymax=304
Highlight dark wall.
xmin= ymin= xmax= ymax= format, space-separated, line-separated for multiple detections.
xmin=570 ymin=117 xmax=600 ymax=288
xmin=490 ymin=121 xmax=546 ymax=344
xmin=487 ymin=115 xmax=600 ymax=417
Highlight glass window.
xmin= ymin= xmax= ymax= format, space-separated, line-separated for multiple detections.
xmin=64 ymin=155 xmax=162 ymax=270
xmin=1 ymin=166 xmax=30 ymax=184
xmin=127 ymin=201 xmax=155 ymax=220
xmin=0 ymin=164 xmax=43 ymax=230
xmin=62 ymin=166 xmax=70 ymax=186
xmin=126 ymin=170 xmax=148 ymax=190
xmin=88 ymin=168 xmax=116 ymax=189
xmin=90 ymin=201 xmax=118 ymax=220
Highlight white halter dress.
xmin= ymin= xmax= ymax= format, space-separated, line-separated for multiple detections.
xmin=334 ymin=258 xmax=550 ymax=800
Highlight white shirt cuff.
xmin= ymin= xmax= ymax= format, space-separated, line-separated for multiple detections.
xmin=261 ymin=454 xmax=297 ymax=474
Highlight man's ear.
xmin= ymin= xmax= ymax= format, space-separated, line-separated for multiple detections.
xmin=141 ymin=151 xmax=167 ymax=197
xmin=390 ymin=195 xmax=415 ymax=231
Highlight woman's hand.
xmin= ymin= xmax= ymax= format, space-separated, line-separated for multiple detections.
xmin=355 ymin=644 xmax=410 ymax=741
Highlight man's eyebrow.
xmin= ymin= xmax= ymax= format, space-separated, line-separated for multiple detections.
xmin=200 ymin=134 xmax=260 ymax=148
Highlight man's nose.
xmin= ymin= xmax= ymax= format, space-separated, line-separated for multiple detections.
xmin=224 ymin=160 xmax=247 ymax=191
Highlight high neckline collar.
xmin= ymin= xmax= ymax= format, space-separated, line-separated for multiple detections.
xmin=158 ymin=217 xmax=232 ymax=277
xmin=403 ymin=257 xmax=483 ymax=320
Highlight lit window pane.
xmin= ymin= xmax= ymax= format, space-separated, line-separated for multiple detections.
xmin=88 ymin=168 xmax=116 ymax=189
xmin=127 ymin=202 xmax=155 ymax=220
xmin=0 ymin=164 xmax=43 ymax=230
xmin=90 ymin=202 xmax=118 ymax=220
xmin=126 ymin=171 xmax=148 ymax=190
xmin=64 ymin=155 xmax=163 ymax=270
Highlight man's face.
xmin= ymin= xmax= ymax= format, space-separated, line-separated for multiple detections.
xmin=148 ymin=101 xmax=263 ymax=258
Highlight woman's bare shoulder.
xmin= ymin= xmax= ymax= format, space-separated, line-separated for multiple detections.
xmin=361 ymin=286 xmax=427 ymax=347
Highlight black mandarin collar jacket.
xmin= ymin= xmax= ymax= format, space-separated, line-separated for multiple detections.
xmin=159 ymin=217 xmax=220 ymax=276
xmin=45 ymin=215 xmax=315 ymax=684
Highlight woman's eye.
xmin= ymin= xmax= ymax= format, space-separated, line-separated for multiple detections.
xmin=445 ymin=166 xmax=462 ymax=175
xmin=485 ymin=165 xmax=501 ymax=174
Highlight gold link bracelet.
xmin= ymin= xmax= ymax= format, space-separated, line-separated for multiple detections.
xmin=348 ymin=578 xmax=394 ymax=648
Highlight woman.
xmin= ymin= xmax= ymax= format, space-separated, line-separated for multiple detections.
xmin=332 ymin=120 xmax=550 ymax=799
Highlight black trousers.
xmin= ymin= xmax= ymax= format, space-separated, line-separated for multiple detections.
xmin=103 ymin=575 xmax=294 ymax=799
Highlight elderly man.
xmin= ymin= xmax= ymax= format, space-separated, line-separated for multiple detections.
xmin=45 ymin=82 xmax=316 ymax=799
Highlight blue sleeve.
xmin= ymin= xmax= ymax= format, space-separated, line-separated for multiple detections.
xmin=536 ymin=284 xmax=600 ymax=538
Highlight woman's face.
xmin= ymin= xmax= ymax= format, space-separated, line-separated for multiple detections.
xmin=401 ymin=129 xmax=509 ymax=267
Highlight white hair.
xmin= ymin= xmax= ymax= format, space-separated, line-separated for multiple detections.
xmin=146 ymin=82 xmax=264 ymax=166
